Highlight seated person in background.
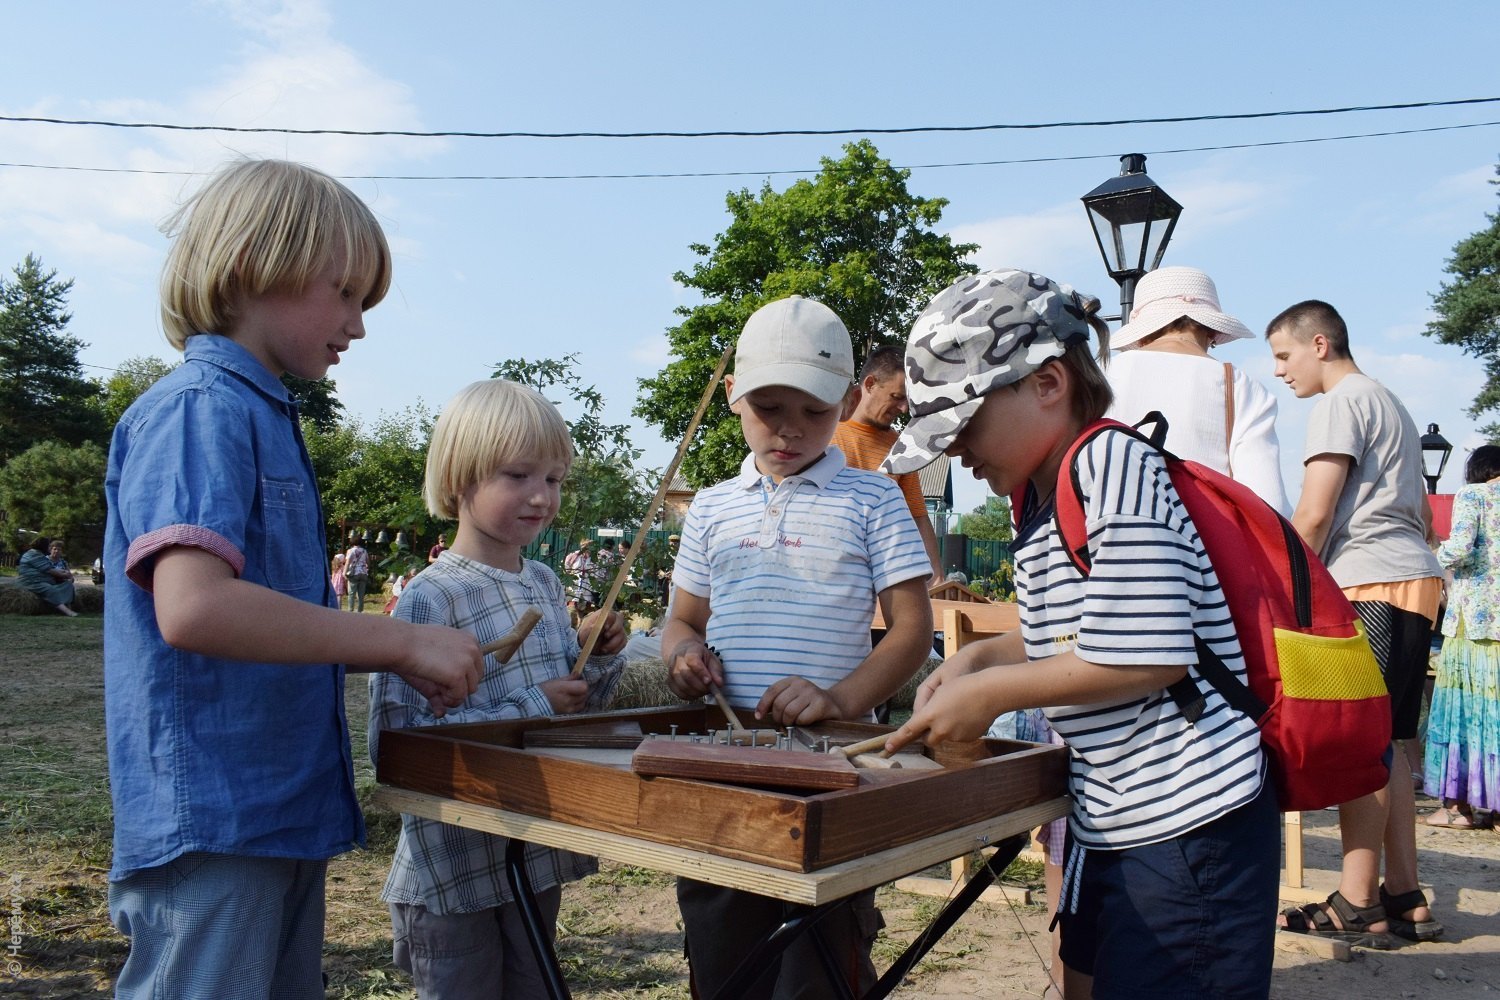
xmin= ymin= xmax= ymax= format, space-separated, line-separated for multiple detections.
xmin=19 ymin=536 xmax=78 ymax=616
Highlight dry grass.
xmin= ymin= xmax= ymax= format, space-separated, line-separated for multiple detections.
xmin=0 ymin=614 xmax=1015 ymax=998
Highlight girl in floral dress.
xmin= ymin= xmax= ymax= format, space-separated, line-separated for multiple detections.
xmin=1425 ymin=445 xmax=1500 ymax=828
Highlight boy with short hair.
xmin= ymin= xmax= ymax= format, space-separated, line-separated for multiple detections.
xmin=105 ymin=158 xmax=484 ymax=998
xmin=1266 ymin=300 xmax=1444 ymax=944
xmin=884 ymin=269 xmax=1279 ymax=999
xmin=371 ymin=378 xmax=627 ymax=997
xmin=662 ymin=294 xmax=934 ymax=999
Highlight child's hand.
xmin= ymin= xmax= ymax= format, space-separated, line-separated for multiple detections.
xmin=576 ymin=610 xmax=626 ymax=656
xmin=665 ymin=639 xmax=723 ymax=700
xmin=398 ymin=624 xmax=485 ymax=716
xmin=756 ymin=677 xmax=840 ymax=726
xmin=888 ymin=672 xmax=997 ymax=752
xmin=912 ymin=643 xmax=992 ymax=713
xmin=539 ymin=676 xmax=591 ymax=715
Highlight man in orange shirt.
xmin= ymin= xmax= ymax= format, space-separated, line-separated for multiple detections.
xmin=833 ymin=346 xmax=943 ymax=584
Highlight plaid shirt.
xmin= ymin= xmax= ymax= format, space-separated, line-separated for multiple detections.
xmin=370 ymin=552 xmax=626 ymax=912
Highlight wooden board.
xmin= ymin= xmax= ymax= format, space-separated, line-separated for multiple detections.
xmin=523 ymin=719 xmax=644 ymax=749
xmin=632 ymin=739 xmax=860 ymax=791
xmin=376 ymin=705 xmax=1067 ymax=873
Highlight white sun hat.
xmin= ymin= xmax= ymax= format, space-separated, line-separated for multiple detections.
xmin=1112 ymin=266 xmax=1254 ymax=350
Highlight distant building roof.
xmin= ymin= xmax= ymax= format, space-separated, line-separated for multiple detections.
xmin=666 ymin=472 xmax=692 ymax=494
xmin=917 ymin=455 xmax=952 ymax=504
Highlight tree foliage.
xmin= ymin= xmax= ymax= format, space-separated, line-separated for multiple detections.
xmin=0 ymin=255 xmax=104 ymax=463
xmin=282 ymin=374 xmax=346 ymax=432
xmin=310 ymin=405 xmax=435 ymax=540
xmin=1426 ymin=162 xmax=1500 ymax=441
xmin=493 ymin=354 xmax=651 ymax=543
xmin=959 ymin=496 xmax=1014 ymax=543
xmin=0 ymin=439 xmax=107 ymax=550
xmin=97 ymin=355 xmax=177 ymax=428
xmin=634 ymin=140 xmax=977 ymax=486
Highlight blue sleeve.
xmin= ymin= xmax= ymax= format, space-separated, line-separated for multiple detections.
xmin=116 ymin=387 xmax=255 ymax=590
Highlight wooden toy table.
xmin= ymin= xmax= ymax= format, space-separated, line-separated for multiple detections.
xmin=374 ymin=705 xmax=1069 ymax=999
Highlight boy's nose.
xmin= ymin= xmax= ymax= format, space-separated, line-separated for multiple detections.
xmin=348 ymin=313 xmax=366 ymax=340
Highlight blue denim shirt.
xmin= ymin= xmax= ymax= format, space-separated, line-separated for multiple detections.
xmin=104 ymin=334 xmax=363 ymax=880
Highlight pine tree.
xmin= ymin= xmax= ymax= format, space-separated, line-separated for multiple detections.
xmin=0 ymin=255 xmax=104 ymax=463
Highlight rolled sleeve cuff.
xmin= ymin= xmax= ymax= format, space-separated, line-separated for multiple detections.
xmin=126 ymin=524 xmax=245 ymax=592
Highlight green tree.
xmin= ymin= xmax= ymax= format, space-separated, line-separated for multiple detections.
xmin=634 ymin=140 xmax=977 ymax=486
xmin=493 ymin=354 xmax=651 ymax=544
xmin=312 ymin=406 xmax=436 ymax=545
xmin=495 ymin=355 xmax=659 ymax=616
xmin=97 ymin=355 xmax=177 ymax=427
xmin=0 ymin=439 xmax=107 ymax=549
xmin=282 ymin=375 xmax=345 ymax=432
xmin=0 ymin=255 xmax=104 ymax=463
xmin=1426 ymin=162 xmax=1500 ymax=441
xmin=959 ymin=495 xmax=1013 ymax=543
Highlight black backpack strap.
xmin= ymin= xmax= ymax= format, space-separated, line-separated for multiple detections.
xmin=1188 ymin=635 xmax=1270 ymax=724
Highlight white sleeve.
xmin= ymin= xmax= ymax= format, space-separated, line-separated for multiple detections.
xmin=1228 ymin=368 xmax=1292 ymax=518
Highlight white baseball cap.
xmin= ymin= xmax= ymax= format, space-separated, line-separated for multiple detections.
xmin=729 ymin=295 xmax=855 ymax=406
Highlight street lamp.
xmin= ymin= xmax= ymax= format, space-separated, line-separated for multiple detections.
xmin=1081 ymin=153 xmax=1183 ymax=323
xmin=1419 ymin=423 xmax=1453 ymax=494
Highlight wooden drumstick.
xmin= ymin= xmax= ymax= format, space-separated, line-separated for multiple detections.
xmin=571 ymin=338 xmax=737 ymax=677
xmin=831 ymin=733 xmax=896 ymax=759
xmin=480 ymin=608 xmax=543 ymax=663
xmin=710 ymin=684 xmax=748 ymax=736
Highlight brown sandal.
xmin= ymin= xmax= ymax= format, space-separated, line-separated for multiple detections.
xmin=1381 ymin=885 xmax=1443 ymax=943
xmin=1280 ymin=891 xmax=1392 ymax=949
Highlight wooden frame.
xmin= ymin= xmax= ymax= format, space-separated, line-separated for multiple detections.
xmin=375 ymin=705 xmax=1067 ymax=875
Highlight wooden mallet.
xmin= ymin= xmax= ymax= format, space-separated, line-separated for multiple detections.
xmin=480 ymin=608 xmax=543 ymax=663
xmin=830 ymin=733 xmax=904 ymax=770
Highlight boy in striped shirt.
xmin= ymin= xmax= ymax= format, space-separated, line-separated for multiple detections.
xmin=884 ymin=270 xmax=1278 ymax=1000
xmin=662 ymin=294 xmax=934 ymax=999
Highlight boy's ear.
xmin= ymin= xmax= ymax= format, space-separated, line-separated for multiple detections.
xmin=723 ymin=374 xmax=742 ymax=414
xmin=1030 ymin=360 xmax=1068 ymax=408
xmin=1311 ymin=333 xmax=1331 ymax=360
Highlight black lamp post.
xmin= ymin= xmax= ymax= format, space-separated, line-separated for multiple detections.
xmin=1081 ymin=153 xmax=1183 ymax=323
xmin=1419 ymin=423 xmax=1453 ymax=494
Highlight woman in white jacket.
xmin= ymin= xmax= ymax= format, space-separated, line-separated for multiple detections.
xmin=1107 ymin=266 xmax=1290 ymax=516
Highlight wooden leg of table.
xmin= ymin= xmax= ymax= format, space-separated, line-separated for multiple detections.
xmin=1282 ymin=811 xmax=1304 ymax=890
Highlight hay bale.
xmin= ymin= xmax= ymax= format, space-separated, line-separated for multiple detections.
xmin=889 ymin=655 xmax=943 ymax=711
xmin=0 ymin=585 xmax=49 ymax=615
xmin=612 ymin=657 xmax=692 ymax=710
xmin=0 ymin=581 xmax=99 ymax=616
xmin=74 ymin=584 xmax=104 ymax=614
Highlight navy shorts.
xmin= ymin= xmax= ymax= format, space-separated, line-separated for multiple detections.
xmin=1352 ymin=600 xmax=1432 ymax=741
xmin=1057 ymin=779 xmax=1279 ymax=1000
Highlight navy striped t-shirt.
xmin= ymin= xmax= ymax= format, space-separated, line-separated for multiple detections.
xmin=1017 ymin=430 xmax=1265 ymax=849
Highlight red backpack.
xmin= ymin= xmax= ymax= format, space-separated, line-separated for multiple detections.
xmin=1050 ymin=415 xmax=1391 ymax=812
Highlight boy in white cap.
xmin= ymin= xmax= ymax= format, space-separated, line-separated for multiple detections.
xmin=883 ymin=270 xmax=1278 ymax=999
xmin=661 ymin=294 xmax=934 ymax=999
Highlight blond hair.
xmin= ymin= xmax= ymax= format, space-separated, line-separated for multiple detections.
xmin=159 ymin=159 xmax=391 ymax=350
xmin=424 ymin=380 xmax=574 ymax=520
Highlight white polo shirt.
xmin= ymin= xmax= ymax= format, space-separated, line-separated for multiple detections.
xmin=673 ymin=449 xmax=930 ymax=710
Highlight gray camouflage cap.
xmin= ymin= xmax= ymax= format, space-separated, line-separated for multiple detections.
xmin=882 ymin=269 xmax=1099 ymax=475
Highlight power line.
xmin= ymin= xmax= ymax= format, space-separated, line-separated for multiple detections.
xmin=2 ymin=119 xmax=1496 ymax=183
xmin=1 ymin=96 xmax=1496 ymax=141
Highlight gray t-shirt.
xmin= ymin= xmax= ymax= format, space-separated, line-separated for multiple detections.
xmin=1303 ymin=373 xmax=1441 ymax=587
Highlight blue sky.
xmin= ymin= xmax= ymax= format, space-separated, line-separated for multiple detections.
xmin=3 ymin=0 xmax=1498 ymax=517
